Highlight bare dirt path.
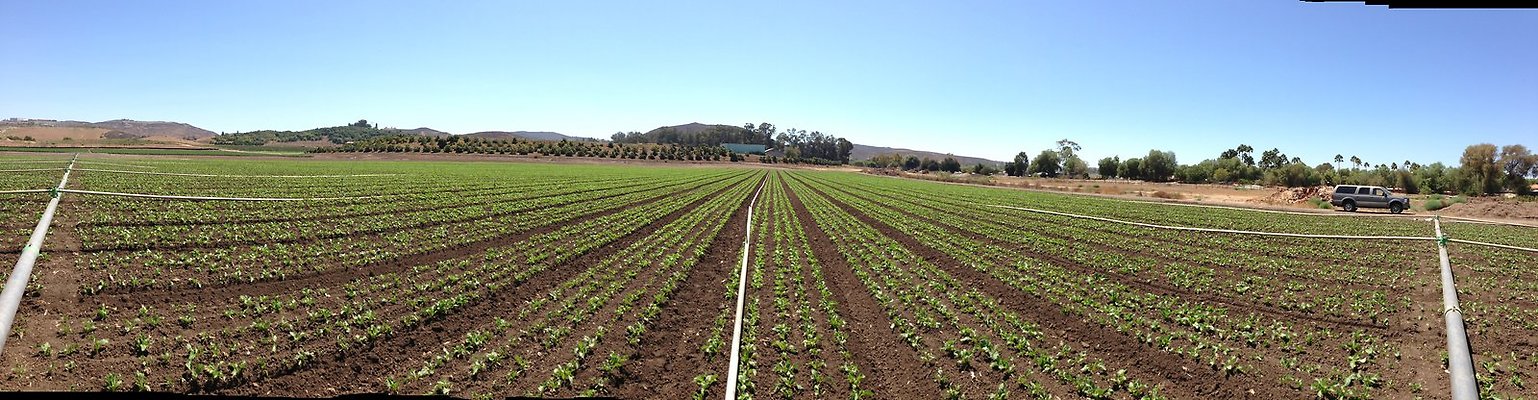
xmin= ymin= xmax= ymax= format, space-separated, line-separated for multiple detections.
xmin=615 ymin=173 xmax=763 ymax=398
xmin=780 ymin=175 xmax=934 ymax=399
xmin=794 ymin=173 xmax=1291 ymax=399
xmin=229 ymin=175 xmax=752 ymax=396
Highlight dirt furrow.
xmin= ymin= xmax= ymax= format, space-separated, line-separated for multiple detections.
xmin=222 ymin=174 xmax=752 ymax=396
xmin=75 ymin=172 xmax=739 ymax=253
xmin=780 ymin=176 xmax=934 ymax=399
xmin=794 ymin=173 xmax=1289 ymax=399
xmin=820 ymin=180 xmax=1393 ymax=331
xmin=614 ymin=173 xmax=763 ymax=399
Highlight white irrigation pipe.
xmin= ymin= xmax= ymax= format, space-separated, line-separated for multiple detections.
xmin=984 ymin=204 xmax=1436 ymax=241
xmin=986 ymin=204 xmax=1538 ymax=254
xmin=1445 ymin=238 xmax=1538 ymax=253
xmin=72 ymin=168 xmax=400 ymax=178
xmin=57 ymin=189 xmax=387 ymax=202
xmin=724 ymin=177 xmax=766 ymax=400
xmin=1069 ymin=193 xmax=1533 ymax=228
xmin=1087 ymin=198 xmax=1532 ymax=228
xmin=0 ymin=160 xmax=71 ymax=164
xmin=1128 ymin=198 xmax=1420 ymax=217
xmin=72 ymin=160 xmax=156 ymax=169
xmin=0 ymin=189 xmax=52 ymax=195
xmin=0 ymin=154 xmax=75 ymax=355
xmin=1439 ymin=215 xmax=1538 ymax=229
xmin=1435 ymin=217 xmax=1479 ymax=400
xmin=0 ymin=168 xmax=67 ymax=173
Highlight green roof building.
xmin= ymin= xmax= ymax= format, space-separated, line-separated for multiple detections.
xmin=722 ymin=143 xmax=768 ymax=155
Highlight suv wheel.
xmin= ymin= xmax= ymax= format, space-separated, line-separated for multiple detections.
xmin=1343 ymin=200 xmax=1357 ymax=212
xmin=1390 ymin=203 xmax=1403 ymax=214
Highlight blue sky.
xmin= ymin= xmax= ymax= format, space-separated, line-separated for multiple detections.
xmin=3 ymin=1 xmax=1533 ymax=165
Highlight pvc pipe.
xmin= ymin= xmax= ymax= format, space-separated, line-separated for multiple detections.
xmin=1447 ymin=238 xmax=1538 ymax=253
xmin=57 ymin=189 xmax=386 ymax=202
xmin=1434 ymin=217 xmax=1479 ymax=400
xmin=72 ymin=168 xmax=400 ymax=178
xmin=724 ymin=176 xmax=765 ymax=400
xmin=985 ymin=204 xmax=1437 ymax=241
xmin=72 ymin=160 xmax=156 ymax=169
xmin=0 ymin=154 xmax=75 ymax=355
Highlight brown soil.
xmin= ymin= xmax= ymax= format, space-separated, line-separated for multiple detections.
xmin=73 ymin=173 xmax=730 ymax=252
xmin=614 ymin=174 xmax=762 ymax=398
xmin=227 ymin=172 xmax=752 ymax=396
xmin=782 ymin=177 xmax=934 ymax=398
xmin=824 ymin=181 xmax=1390 ymax=331
xmin=1438 ymin=197 xmax=1538 ymax=221
xmin=794 ymin=174 xmax=1293 ymax=399
xmin=808 ymin=173 xmax=1451 ymax=400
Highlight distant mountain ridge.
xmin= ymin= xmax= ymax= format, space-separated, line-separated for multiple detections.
xmin=467 ymin=131 xmax=595 ymax=142
xmin=850 ymin=143 xmax=1003 ymax=167
xmin=2 ymin=118 xmax=215 ymax=139
xmin=4 ymin=117 xmax=999 ymax=164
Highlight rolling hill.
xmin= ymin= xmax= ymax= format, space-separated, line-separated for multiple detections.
xmin=1 ymin=118 xmax=216 ymax=141
xmin=850 ymin=143 xmax=1003 ymax=167
xmin=4 ymin=118 xmax=1003 ymax=165
xmin=640 ymin=122 xmax=1003 ymax=165
xmin=466 ymin=131 xmax=596 ymax=142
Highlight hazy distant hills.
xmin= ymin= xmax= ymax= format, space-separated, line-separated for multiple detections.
xmin=466 ymin=131 xmax=595 ymax=142
xmin=1 ymin=118 xmax=215 ymax=140
xmin=850 ymin=143 xmax=1003 ymax=166
xmin=3 ymin=117 xmax=1003 ymax=164
xmin=640 ymin=122 xmax=1003 ymax=165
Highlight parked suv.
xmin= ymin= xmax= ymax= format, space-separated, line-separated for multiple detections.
xmin=1330 ymin=185 xmax=1410 ymax=213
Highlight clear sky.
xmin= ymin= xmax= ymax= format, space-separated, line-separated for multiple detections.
xmin=3 ymin=1 xmax=1534 ymax=165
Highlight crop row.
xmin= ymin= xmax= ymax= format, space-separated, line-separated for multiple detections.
xmin=783 ymin=173 xmax=1172 ymax=399
xmin=794 ymin=171 xmax=1424 ymax=398
xmin=69 ymin=170 xmax=747 ymax=292
xmin=731 ymin=173 xmax=869 ymax=399
xmin=19 ymin=170 xmax=759 ymax=395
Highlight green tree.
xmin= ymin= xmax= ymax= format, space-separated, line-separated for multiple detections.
xmin=1460 ymin=144 xmax=1501 ymax=195
xmin=971 ymin=163 xmax=1000 ymax=175
xmin=940 ymin=157 xmax=962 ymax=173
xmin=1063 ymin=156 xmax=1088 ymax=178
xmin=1119 ymin=158 xmax=1143 ymax=181
xmin=1142 ymin=150 xmax=1178 ymax=182
xmin=903 ymin=155 xmax=921 ymax=171
xmin=1097 ymin=156 xmax=1120 ymax=179
xmin=1415 ymin=162 xmax=1453 ymax=194
xmin=1004 ymin=152 xmax=1030 ymax=177
xmin=1055 ymin=139 xmax=1081 ymax=160
xmin=1028 ymin=150 xmax=1062 ymax=177
xmin=836 ymin=138 xmax=855 ymax=164
xmin=1499 ymin=144 xmax=1536 ymax=194
xmin=1259 ymin=148 xmax=1287 ymax=170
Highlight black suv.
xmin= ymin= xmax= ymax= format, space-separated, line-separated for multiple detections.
xmin=1330 ymin=185 xmax=1410 ymax=213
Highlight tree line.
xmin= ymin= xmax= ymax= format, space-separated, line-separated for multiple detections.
xmin=613 ymin=122 xmax=855 ymax=164
xmin=213 ymin=119 xmax=399 ymax=145
xmin=861 ymin=138 xmax=1538 ymax=196
xmin=316 ymin=135 xmax=734 ymax=161
xmin=610 ymin=123 xmax=775 ymax=147
xmin=861 ymin=153 xmax=974 ymax=173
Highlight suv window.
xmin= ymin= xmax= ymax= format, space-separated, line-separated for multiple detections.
xmin=1356 ymin=187 xmax=1371 ymax=195
xmin=1335 ymin=186 xmax=1355 ymax=194
xmin=1372 ymin=188 xmax=1384 ymax=196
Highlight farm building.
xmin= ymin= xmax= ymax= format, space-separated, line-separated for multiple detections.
xmin=721 ymin=143 xmax=768 ymax=155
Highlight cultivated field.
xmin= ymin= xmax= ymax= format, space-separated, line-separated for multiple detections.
xmin=0 ymin=153 xmax=1534 ymax=399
